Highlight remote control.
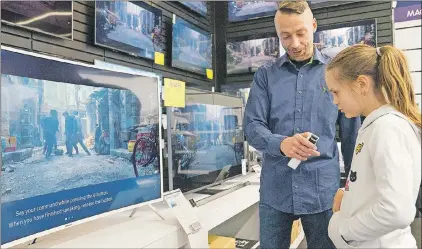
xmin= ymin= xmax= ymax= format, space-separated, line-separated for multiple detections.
xmin=287 ymin=133 xmax=319 ymax=170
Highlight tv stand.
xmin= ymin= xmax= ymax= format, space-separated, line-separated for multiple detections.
xmin=129 ymin=204 xmax=165 ymax=220
xmin=193 ymin=181 xmax=251 ymax=207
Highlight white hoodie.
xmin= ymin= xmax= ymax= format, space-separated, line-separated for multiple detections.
xmin=328 ymin=105 xmax=421 ymax=248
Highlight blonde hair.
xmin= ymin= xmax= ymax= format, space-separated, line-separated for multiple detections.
xmin=326 ymin=44 xmax=421 ymax=128
xmin=278 ymin=0 xmax=310 ymax=14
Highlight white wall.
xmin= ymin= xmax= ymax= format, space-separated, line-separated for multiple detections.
xmin=393 ymin=2 xmax=421 ymax=108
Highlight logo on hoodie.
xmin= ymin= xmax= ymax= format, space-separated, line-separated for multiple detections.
xmin=355 ymin=142 xmax=364 ymax=155
xmin=349 ymin=170 xmax=357 ymax=182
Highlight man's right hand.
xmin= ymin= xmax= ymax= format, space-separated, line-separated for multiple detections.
xmin=280 ymin=132 xmax=320 ymax=161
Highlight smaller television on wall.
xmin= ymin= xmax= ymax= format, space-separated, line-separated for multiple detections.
xmin=227 ymin=36 xmax=279 ymax=75
xmin=171 ymin=15 xmax=212 ymax=75
xmin=313 ymin=19 xmax=377 ymax=58
xmin=180 ymin=2 xmax=208 ymax=16
xmin=309 ymin=0 xmax=352 ymax=9
xmin=95 ymin=1 xmax=164 ymax=60
xmin=228 ymin=1 xmax=278 ymax=22
xmin=1 ymin=1 xmax=73 ymax=40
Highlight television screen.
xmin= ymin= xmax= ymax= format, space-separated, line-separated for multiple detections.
xmin=314 ymin=20 xmax=376 ymax=58
xmin=1 ymin=1 xmax=73 ymax=39
xmin=180 ymin=2 xmax=207 ymax=16
xmin=95 ymin=1 xmax=164 ymax=60
xmin=227 ymin=37 xmax=279 ymax=75
xmin=168 ymin=92 xmax=244 ymax=192
xmin=1 ymin=48 xmax=162 ymax=246
xmin=172 ymin=16 xmax=212 ymax=75
xmin=228 ymin=1 xmax=278 ymax=22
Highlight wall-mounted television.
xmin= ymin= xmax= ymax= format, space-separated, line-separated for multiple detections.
xmin=314 ymin=19 xmax=377 ymax=58
xmin=95 ymin=1 xmax=164 ymax=60
xmin=227 ymin=36 xmax=279 ymax=75
xmin=171 ymin=15 xmax=212 ymax=75
xmin=180 ymin=1 xmax=208 ymax=16
xmin=228 ymin=1 xmax=278 ymax=22
xmin=1 ymin=1 xmax=73 ymax=39
xmin=0 ymin=47 xmax=163 ymax=247
xmin=309 ymin=0 xmax=354 ymax=9
xmin=166 ymin=89 xmax=244 ymax=193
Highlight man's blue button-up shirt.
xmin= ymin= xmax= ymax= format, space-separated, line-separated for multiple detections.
xmin=243 ymin=49 xmax=360 ymax=215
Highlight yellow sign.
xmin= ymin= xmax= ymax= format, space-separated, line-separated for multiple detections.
xmin=206 ymin=68 xmax=214 ymax=79
xmin=154 ymin=52 xmax=165 ymax=65
xmin=164 ymin=78 xmax=186 ymax=107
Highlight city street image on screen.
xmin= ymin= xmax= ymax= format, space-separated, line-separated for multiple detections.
xmin=95 ymin=1 xmax=163 ymax=60
xmin=0 ymin=75 xmax=160 ymax=203
xmin=228 ymin=1 xmax=278 ymax=22
xmin=172 ymin=17 xmax=212 ymax=75
xmin=170 ymin=104 xmax=244 ymax=191
xmin=227 ymin=37 xmax=279 ymax=74
xmin=180 ymin=1 xmax=207 ymax=16
xmin=314 ymin=22 xmax=376 ymax=58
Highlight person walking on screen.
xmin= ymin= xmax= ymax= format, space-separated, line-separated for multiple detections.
xmin=243 ymin=1 xmax=361 ymax=248
xmin=327 ymin=45 xmax=421 ymax=248
xmin=63 ymin=111 xmax=76 ymax=157
xmin=72 ymin=110 xmax=91 ymax=155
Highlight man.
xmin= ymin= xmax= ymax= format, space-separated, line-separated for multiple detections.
xmin=72 ymin=110 xmax=91 ymax=155
xmin=63 ymin=111 xmax=76 ymax=157
xmin=43 ymin=110 xmax=59 ymax=158
xmin=243 ymin=1 xmax=360 ymax=248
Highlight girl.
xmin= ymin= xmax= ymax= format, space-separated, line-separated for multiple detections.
xmin=325 ymin=44 xmax=421 ymax=248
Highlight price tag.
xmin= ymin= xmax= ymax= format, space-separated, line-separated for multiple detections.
xmin=163 ymin=78 xmax=185 ymax=107
xmin=206 ymin=68 xmax=213 ymax=80
xmin=154 ymin=52 xmax=164 ymax=65
xmin=164 ymin=189 xmax=202 ymax=234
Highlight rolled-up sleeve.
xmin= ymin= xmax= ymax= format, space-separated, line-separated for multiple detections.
xmin=243 ymin=68 xmax=287 ymax=157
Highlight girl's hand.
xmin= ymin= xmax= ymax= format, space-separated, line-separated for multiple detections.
xmin=332 ymin=188 xmax=344 ymax=213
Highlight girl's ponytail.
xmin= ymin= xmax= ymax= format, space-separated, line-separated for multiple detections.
xmin=377 ymin=46 xmax=421 ymax=128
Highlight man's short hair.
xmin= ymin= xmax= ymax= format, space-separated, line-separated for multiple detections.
xmin=278 ymin=0 xmax=310 ymax=14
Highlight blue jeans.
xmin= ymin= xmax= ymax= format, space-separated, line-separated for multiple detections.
xmin=259 ymin=203 xmax=335 ymax=249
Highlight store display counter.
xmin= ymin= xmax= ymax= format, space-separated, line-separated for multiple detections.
xmin=14 ymin=173 xmax=303 ymax=249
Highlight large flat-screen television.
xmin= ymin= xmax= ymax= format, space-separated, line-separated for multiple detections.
xmin=166 ymin=90 xmax=245 ymax=193
xmin=314 ymin=19 xmax=377 ymax=58
xmin=95 ymin=1 xmax=164 ymax=60
xmin=171 ymin=15 xmax=213 ymax=75
xmin=227 ymin=36 xmax=279 ymax=75
xmin=228 ymin=1 xmax=278 ymax=22
xmin=180 ymin=2 xmax=208 ymax=16
xmin=1 ymin=1 xmax=73 ymax=39
xmin=0 ymin=47 xmax=163 ymax=247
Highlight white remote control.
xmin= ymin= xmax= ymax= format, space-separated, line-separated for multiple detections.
xmin=287 ymin=133 xmax=319 ymax=170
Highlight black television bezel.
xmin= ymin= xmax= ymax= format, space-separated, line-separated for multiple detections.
xmin=94 ymin=1 xmax=163 ymax=61
xmin=179 ymin=1 xmax=208 ymax=17
xmin=314 ymin=18 xmax=378 ymax=47
xmin=171 ymin=15 xmax=213 ymax=76
xmin=309 ymin=1 xmax=355 ymax=10
xmin=226 ymin=32 xmax=279 ymax=76
xmin=0 ymin=1 xmax=74 ymax=40
xmin=227 ymin=1 xmax=279 ymax=23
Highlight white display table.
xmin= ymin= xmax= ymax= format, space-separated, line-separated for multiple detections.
xmin=12 ymin=173 xmax=304 ymax=249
